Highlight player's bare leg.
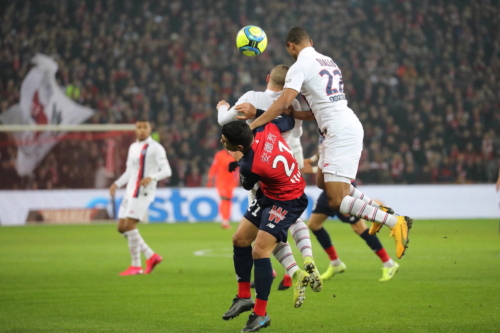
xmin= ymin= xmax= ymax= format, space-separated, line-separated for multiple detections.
xmin=118 ymin=217 xmax=160 ymax=275
xmin=308 ymin=213 xmax=346 ymax=280
xmin=223 ymin=218 xmax=258 ymax=321
xmin=323 ymin=177 xmax=412 ymax=259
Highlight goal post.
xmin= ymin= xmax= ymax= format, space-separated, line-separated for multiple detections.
xmin=0 ymin=124 xmax=136 ymax=132
xmin=0 ymin=123 xmax=137 ymax=190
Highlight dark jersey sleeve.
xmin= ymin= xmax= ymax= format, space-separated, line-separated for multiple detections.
xmin=254 ymin=109 xmax=295 ymax=133
xmin=256 ymin=109 xmax=265 ymax=118
xmin=271 ymin=114 xmax=295 ymax=133
xmin=238 ymin=156 xmax=261 ymax=191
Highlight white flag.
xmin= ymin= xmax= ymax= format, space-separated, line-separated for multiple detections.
xmin=0 ymin=54 xmax=94 ymax=176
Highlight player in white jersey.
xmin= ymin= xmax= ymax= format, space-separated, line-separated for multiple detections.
xmin=216 ymin=65 xmax=320 ymax=309
xmin=249 ymin=28 xmax=413 ymax=259
xmin=109 ymin=120 xmax=172 ymax=276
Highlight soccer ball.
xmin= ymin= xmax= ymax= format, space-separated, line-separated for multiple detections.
xmin=236 ymin=25 xmax=268 ymax=56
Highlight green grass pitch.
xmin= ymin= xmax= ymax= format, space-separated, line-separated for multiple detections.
xmin=0 ymin=219 xmax=499 ymax=332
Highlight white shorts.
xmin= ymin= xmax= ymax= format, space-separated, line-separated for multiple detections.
xmin=118 ymin=196 xmax=151 ymax=221
xmin=319 ymin=119 xmax=364 ymax=182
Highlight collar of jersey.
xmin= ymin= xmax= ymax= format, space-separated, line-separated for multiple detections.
xmin=136 ymin=136 xmax=152 ymax=143
xmin=298 ymin=46 xmax=315 ymax=60
xmin=265 ymin=89 xmax=281 ymax=97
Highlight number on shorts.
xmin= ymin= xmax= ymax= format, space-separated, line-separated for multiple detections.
xmin=248 ymin=199 xmax=261 ymax=217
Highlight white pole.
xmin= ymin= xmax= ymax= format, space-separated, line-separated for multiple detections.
xmin=0 ymin=124 xmax=136 ymax=132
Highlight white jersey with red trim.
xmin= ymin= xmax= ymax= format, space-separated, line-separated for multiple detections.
xmin=284 ymin=46 xmax=359 ymax=136
xmin=114 ymin=136 xmax=171 ymax=201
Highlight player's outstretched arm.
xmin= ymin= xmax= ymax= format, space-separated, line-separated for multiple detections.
xmin=249 ymin=88 xmax=298 ymax=130
xmin=216 ymin=100 xmax=235 ymax=125
xmin=217 ymin=92 xmax=255 ymax=125
xmin=235 ymin=103 xmax=257 ymax=120
xmin=291 ymin=109 xmax=315 ymax=121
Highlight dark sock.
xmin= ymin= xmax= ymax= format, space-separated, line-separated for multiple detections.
xmin=312 ymin=227 xmax=333 ymax=250
xmin=234 ymin=246 xmax=253 ymax=298
xmin=253 ymin=258 xmax=273 ymax=315
xmin=359 ymin=229 xmax=383 ymax=252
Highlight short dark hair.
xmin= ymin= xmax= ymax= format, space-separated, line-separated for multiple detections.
xmin=270 ymin=64 xmax=289 ymax=87
xmin=286 ymin=27 xmax=310 ymax=45
xmin=136 ymin=119 xmax=149 ymax=123
xmin=221 ymin=121 xmax=254 ymax=149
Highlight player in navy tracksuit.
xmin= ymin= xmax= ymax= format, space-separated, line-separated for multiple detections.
xmin=220 ymin=115 xmax=314 ymax=332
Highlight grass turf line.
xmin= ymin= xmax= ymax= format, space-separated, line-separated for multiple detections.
xmin=0 ymin=219 xmax=499 ymax=332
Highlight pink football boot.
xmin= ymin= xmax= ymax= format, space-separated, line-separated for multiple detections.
xmin=144 ymin=253 xmax=163 ymax=274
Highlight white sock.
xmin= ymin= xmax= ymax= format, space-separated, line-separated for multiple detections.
xmin=383 ymin=259 xmax=395 ymax=268
xmin=340 ymin=196 xmax=397 ymax=227
xmin=139 ymin=236 xmax=155 ymax=260
xmin=289 ymin=219 xmax=313 ymax=259
xmin=330 ymin=259 xmax=342 ymax=267
xmin=350 ymin=185 xmax=380 ymax=208
xmin=123 ymin=229 xmax=142 ymax=267
xmin=273 ymin=242 xmax=299 ymax=277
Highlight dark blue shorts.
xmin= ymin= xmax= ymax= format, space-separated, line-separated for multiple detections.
xmin=312 ymin=190 xmax=360 ymax=225
xmin=244 ymin=189 xmax=308 ymax=243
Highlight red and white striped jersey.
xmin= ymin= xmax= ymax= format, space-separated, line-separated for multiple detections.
xmin=114 ymin=137 xmax=171 ymax=200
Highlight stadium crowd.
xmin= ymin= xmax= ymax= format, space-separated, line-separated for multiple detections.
xmin=0 ymin=0 xmax=499 ymax=189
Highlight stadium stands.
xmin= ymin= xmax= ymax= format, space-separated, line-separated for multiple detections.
xmin=0 ymin=0 xmax=499 ymax=189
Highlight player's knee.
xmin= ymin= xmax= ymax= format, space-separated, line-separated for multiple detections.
xmin=117 ymin=224 xmax=127 ymax=234
xmin=327 ymin=197 xmax=341 ymax=211
xmin=232 ymin=233 xmax=252 ymax=247
xmin=251 ymin=246 xmax=268 ymax=260
xmin=316 ymin=171 xmax=325 ymax=190
xmin=307 ymin=218 xmax=322 ymax=231
xmin=351 ymin=222 xmax=364 ymax=235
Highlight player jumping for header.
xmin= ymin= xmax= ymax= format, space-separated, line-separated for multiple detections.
xmin=220 ymin=116 xmax=308 ymax=332
xmin=248 ymin=27 xmax=412 ymax=259
xmin=109 ymin=120 xmax=172 ymax=276
xmin=217 ymin=64 xmax=322 ymax=301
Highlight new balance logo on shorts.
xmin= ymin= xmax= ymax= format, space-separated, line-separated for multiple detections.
xmin=268 ymin=205 xmax=288 ymax=223
xmin=266 ymin=223 xmax=275 ymax=229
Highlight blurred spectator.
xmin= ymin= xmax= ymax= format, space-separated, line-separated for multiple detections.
xmin=0 ymin=0 xmax=499 ymax=189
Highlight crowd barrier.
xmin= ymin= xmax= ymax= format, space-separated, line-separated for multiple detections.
xmin=0 ymin=185 xmax=498 ymax=226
